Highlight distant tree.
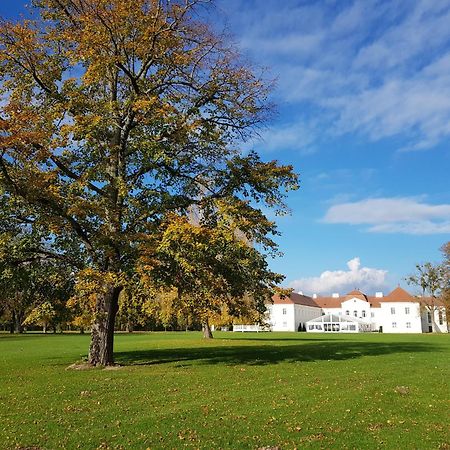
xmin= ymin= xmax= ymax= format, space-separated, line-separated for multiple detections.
xmin=407 ymin=262 xmax=445 ymax=332
xmin=0 ymin=192 xmax=78 ymax=332
xmin=23 ymin=301 xmax=56 ymax=333
xmin=439 ymin=242 xmax=450 ymax=332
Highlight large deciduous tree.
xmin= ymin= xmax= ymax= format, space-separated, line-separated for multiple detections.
xmin=0 ymin=0 xmax=298 ymax=365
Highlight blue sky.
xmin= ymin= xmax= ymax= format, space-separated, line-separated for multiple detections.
xmin=2 ymin=0 xmax=450 ymax=295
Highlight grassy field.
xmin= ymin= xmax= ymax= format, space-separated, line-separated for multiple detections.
xmin=0 ymin=332 xmax=449 ymax=450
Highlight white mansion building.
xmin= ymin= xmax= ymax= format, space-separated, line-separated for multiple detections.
xmin=262 ymin=287 xmax=448 ymax=334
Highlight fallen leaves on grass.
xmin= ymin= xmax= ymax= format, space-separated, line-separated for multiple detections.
xmin=394 ymin=386 xmax=410 ymax=395
xmin=66 ymin=362 xmax=94 ymax=371
xmin=15 ymin=447 xmax=42 ymax=450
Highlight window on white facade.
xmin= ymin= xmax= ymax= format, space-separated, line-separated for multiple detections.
xmin=362 ymin=310 xmax=366 ymax=317
xmin=371 ymin=312 xmax=375 ymax=318
xmin=405 ymin=307 xmax=410 ymax=314
xmin=439 ymin=311 xmax=444 ymax=325
xmin=406 ymin=322 xmax=411 ymax=328
xmin=282 ymin=321 xmax=287 ymax=327
xmin=427 ymin=312 xmax=432 ymax=323
xmin=353 ymin=311 xmax=358 ymax=317
xmin=282 ymin=308 xmax=287 ymax=315
xmin=349 ymin=325 xmax=356 ymax=331
xmin=392 ymin=322 xmax=397 ymax=328
xmin=345 ymin=310 xmax=350 ymax=316
xmin=391 ymin=307 xmax=395 ymax=314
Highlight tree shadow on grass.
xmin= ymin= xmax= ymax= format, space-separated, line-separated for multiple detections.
xmin=114 ymin=339 xmax=443 ymax=367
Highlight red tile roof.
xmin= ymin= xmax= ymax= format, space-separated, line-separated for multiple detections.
xmin=345 ymin=289 xmax=368 ymax=301
xmin=271 ymin=288 xmax=445 ymax=310
xmin=313 ymin=297 xmax=343 ymax=308
xmin=315 ymin=290 xmax=370 ymax=308
xmin=383 ymin=286 xmax=415 ymax=302
xmin=367 ymin=297 xmax=382 ymax=308
xmin=272 ymin=292 xmax=319 ymax=307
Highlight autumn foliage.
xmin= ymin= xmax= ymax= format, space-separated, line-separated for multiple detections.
xmin=0 ymin=0 xmax=298 ymax=364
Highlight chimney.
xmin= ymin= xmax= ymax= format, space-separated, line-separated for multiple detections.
xmin=375 ymin=292 xmax=383 ymax=298
xmin=312 ymin=293 xmax=317 ymax=299
xmin=332 ymin=293 xmax=339 ymax=298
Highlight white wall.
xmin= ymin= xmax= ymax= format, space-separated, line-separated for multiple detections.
xmin=294 ymin=305 xmax=323 ymax=330
xmin=341 ymin=298 xmax=372 ymax=322
xmin=421 ymin=306 xmax=448 ymax=333
xmin=266 ymin=303 xmax=322 ymax=331
xmin=267 ymin=304 xmax=296 ymax=331
xmin=379 ymin=302 xmax=422 ymax=333
xmin=266 ymin=298 xmax=448 ymax=334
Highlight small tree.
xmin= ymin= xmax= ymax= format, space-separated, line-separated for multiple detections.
xmin=23 ymin=301 xmax=56 ymax=333
xmin=148 ymin=213 xmax=283 ymax=338
xmin=440 ymin=242 xmax=450 ymax=332
xmin=407 ymin=262 xmax=445 ymax=332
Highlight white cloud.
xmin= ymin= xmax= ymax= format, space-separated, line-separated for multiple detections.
xmin=219 ymin=0 xmax=450 ymax=151
xmin=323 ymin=197 xmax=450 ymax=234
xmin=246 ymin=121 xmax=318 ymax=155
xmin=289 ymin=257 xmax=388 ymax=295
xmin=368 ymin=221 xmax=450 ymax=234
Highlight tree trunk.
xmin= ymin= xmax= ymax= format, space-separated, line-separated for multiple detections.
xmin=9 ymin=311 xmax=15 ymax=334
xmin=14 ymin=311 xmax=24 ymax=334
xmin=430 ymin=306 xmax=436 ymax=332
xmin=88 ymin=284 xmax=122 ymax=366
xmin=202 ymin=320 xmax=213 ymax=339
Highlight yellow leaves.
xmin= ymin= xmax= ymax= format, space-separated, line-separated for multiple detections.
xmin=0 ymin=21 xmax=40 ymax=61
xmin=22 ymin=301 xmax=56 ymax=326
xmin=273 ymin=287 xmax=294 ymax=300
xmin=69 ymin=269 xmax=129 ymax=321
xmin=132 ymin=97 xmax=159 ymax=113
xmin=70 ymin=113 xmax=104 ymax=141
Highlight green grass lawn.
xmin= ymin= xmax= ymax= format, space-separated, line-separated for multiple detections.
xmin=0 ymin=332 xmax=449 ymax=450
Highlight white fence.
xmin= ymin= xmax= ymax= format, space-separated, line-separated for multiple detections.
xmin=232 ymin=324 xmax=266 ymax=332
